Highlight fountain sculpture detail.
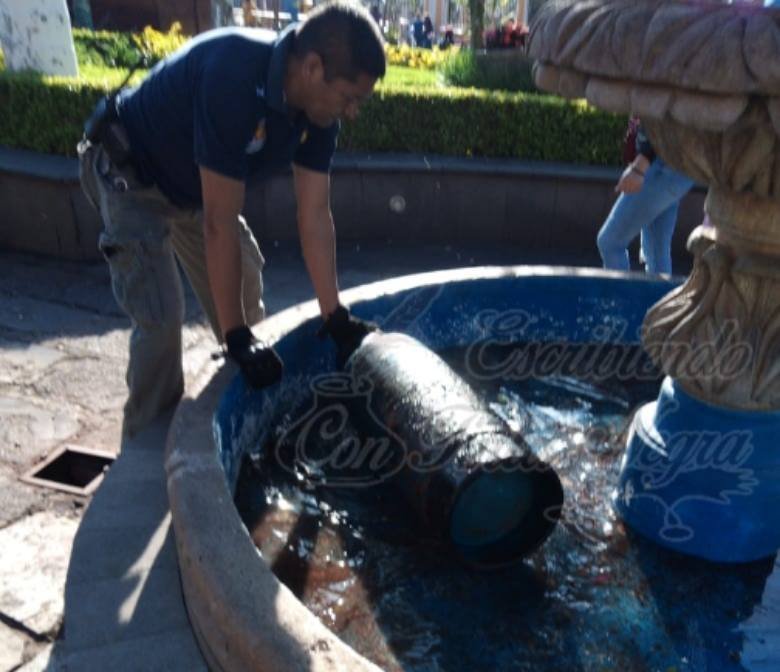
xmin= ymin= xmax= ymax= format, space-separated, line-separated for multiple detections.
xmin=529 ymin=0 xmax=780 ymax=561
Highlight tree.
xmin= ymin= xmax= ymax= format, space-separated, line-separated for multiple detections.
xmin=212 ymin=0 xmax=234 ymax=27
xmin=468 ymin=0 xmax=484 ymax=49
xmin=72 ymin=0 xmax=93 ymax=28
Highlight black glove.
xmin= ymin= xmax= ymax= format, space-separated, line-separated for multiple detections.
xmin=317 ymin=304 xmax=377 ymax=366
xmin=224 ymin=326 xmax=283 ymax=389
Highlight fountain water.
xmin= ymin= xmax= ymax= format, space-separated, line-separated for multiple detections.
xmin=167 ymin=267 xmax=779 ymax=670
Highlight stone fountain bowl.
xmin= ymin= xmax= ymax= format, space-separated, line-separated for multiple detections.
xmin=164 ymin=267 xmax=677 ymax=671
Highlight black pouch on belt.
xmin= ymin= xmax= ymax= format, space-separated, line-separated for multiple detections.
xmin=84 ymin=96 xmax=133 ymax=167
xmin=84 ymin=95 xmax=118 ymax=145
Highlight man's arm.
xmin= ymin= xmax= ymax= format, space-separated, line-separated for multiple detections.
xmin=200 ymin=167 xmax=283 ymax=388
xmin=200 ymin=166 xmax=246 ymax=339
xmin=293 ymin=164 xmax=340 ymax=318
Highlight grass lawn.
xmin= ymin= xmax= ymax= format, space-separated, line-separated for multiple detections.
xmin=76 ymin=63 xmax=147 ymax=86
xmin=88 ymin=63 xmax=443 ymax=92
xmin=77 ymin=63 xmax=443 ymax=93
xmin=380 ymin=65 xmax=443 ymax=90
xmin=2 ymin=59 xmax=442 ymax=93
xmin=0 ymin=35 xmax=442 ymax=92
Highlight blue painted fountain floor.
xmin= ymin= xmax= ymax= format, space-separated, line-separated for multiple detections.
xmin=235 ymin=344 xmax=779 ymax=672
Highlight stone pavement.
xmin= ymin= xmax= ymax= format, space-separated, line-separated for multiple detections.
xmin=0 ymin=240 xmax=599 ymax=670
xmin=0 ymin=249 xmax=213 ymax=670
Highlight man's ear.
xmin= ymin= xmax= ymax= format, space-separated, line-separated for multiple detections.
xmin=301 ymin=52 xmax=325 ymax=85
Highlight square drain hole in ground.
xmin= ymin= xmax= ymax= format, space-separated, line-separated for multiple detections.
xmin=20 ymin=444 xmax=116 ymax=496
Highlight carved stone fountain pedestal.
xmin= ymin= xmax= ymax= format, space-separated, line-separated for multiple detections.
xmin=530 ymin=0 xmax=780 ymax=561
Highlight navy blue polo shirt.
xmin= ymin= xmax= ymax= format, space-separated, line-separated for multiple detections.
xmin=117 ymin=25 xmax=338 ymax=207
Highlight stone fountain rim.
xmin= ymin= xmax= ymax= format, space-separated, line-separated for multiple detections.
xmin=528 ymin=0 xmax=780 ymax=99
xmin=528 ymin=0 xmax=780 ymax=191
xmin=164 ymin=264 xmax=671 ymax=672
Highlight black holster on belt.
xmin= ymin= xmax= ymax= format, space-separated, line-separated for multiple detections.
xmin=83 ymin=95 xmax=133 ymax=167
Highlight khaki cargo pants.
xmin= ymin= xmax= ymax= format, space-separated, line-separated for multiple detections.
xmin=79 ymin=140 xmax=265 ymax=437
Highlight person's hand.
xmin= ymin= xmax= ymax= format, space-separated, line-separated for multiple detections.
xmin=224 ymin=326 xmax=283 ymax=389
xmin=615 ymin=164 xmax=645 ymax=194
xmin=317 ymin=305 xmax=377 ymax=366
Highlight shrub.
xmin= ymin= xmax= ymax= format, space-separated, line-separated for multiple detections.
xmin=441 ymin=50 xmax=537 ymax=93
xmin=72 ymin=28 xmax=143 ymax=69
xmin=342 ymin=87 xmax=624 ymax=165
xmin=0 ymin=25 xmax=183 ymax=73
xmin=0 ymin=66 xmax=145 ymax=155
xmin=0 ymin=72 xmax=108 ymax=156
xmin=0 ymin=25 xmax=182 ymax=158
xmin=0 ymin=69 xmax=624 ymax=166
xmin=134 ymin=23 xmax=188 ymax=65
xmin=385 ymin=44 xmax=454 ymax=70
xmin=72 ymin=23 xmax=186 ymax=69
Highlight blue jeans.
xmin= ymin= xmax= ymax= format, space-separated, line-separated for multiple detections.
xmin=597 ymin=158 xmax=694 ymax=275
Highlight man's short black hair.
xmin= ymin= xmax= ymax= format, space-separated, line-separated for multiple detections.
xmin=294 ymin=1 xmax=386 ymax=82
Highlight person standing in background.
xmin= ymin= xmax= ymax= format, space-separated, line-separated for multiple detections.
xmin=596 ymin=119 xmax=694 ymax=275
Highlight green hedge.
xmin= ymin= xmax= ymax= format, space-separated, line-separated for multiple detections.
xmin=0 ymin=67 xmax=148 ymax=156
xmin=0 ymin=70 xmax=624 ymax=165
xmin=0 ymin=24 xmax=624 ymax=164
xmin=72 ymin=28 xmax=144 ymax=68
xmin=0 ymin=73 xmax=106 ymax=156
xmin=440 ymin=50 xmax=538 ymax=94
xmin=341 ymin=87 xmax=624 ymax=166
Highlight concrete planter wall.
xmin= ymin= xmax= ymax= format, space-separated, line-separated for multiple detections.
xmin=0 ymin=147 xmax=705 ymax=261
xmin=0 ymin=149 xmax=101 ymax=260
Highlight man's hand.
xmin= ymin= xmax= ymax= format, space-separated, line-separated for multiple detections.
xmin=225 ymin=326 xmax=283 ymax=389
xmin=317 ymin=305 xmax=377 ymax=366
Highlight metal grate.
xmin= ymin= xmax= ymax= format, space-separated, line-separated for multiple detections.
xmin=20 ymin=444 xmax=115 ymax=496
